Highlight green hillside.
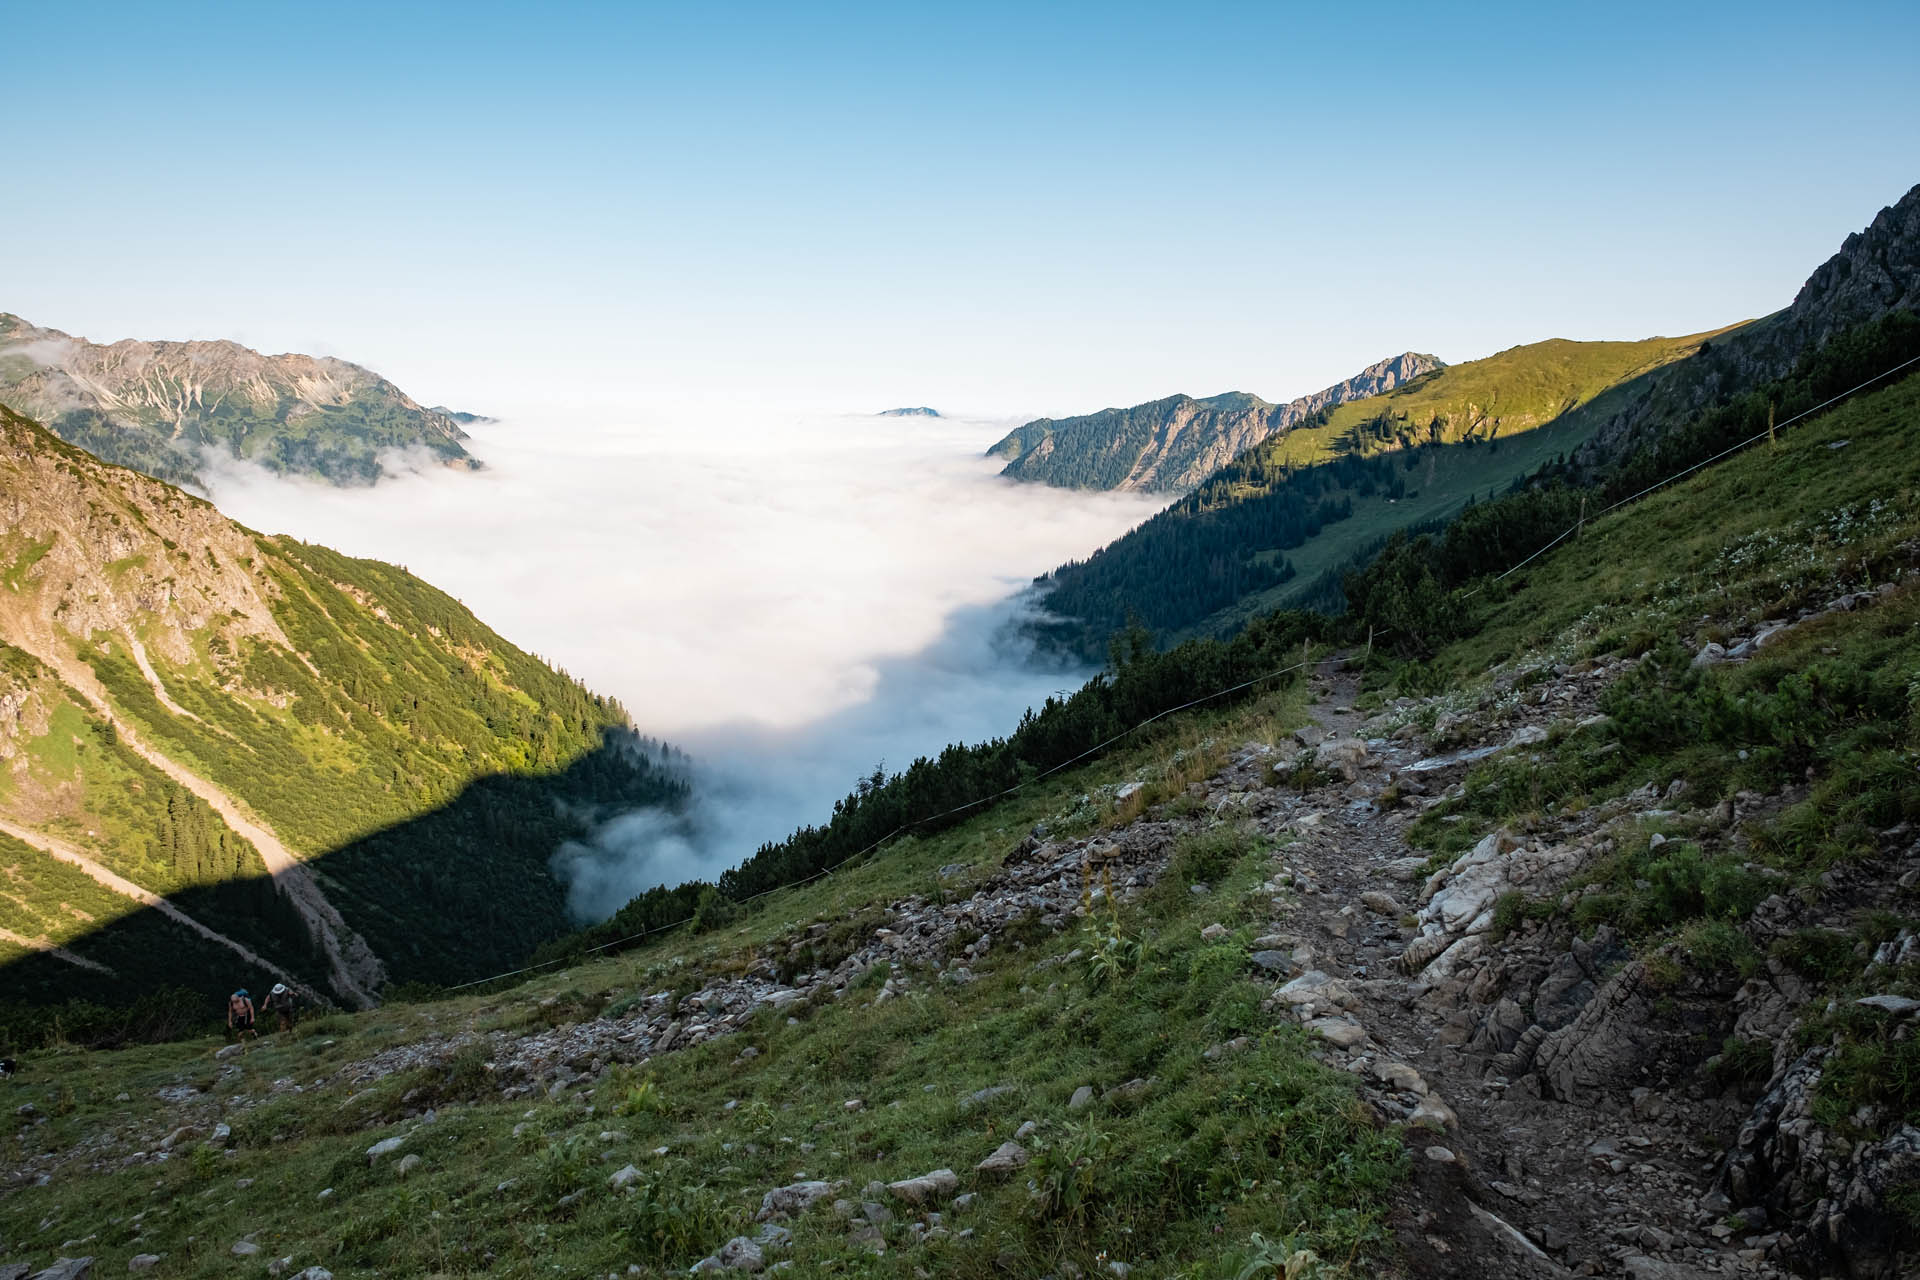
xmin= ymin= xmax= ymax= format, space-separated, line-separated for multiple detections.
xmin=7 ymin=364 xmax=1920 ymax=1278
xmin=0 ymin=405 xmax=688 ymax=1012
xmin=1032 ymin=331 xmax=1725 ymax=660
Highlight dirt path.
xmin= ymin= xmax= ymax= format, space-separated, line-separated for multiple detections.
xmin=1267 ymin=657 xmax=1769 ymax=1278
xmin=0 ymin=924 xmax=116 ymax=975
xmin=0 ymin=816 xmax=318 ymax=996
xmin=4 ymin=627 xmax=385 ymax=1007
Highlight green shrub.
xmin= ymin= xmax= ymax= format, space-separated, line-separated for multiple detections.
xmin=623 ymin=1170 xmax=732 ymax=1266
xmin=1169 ymin=825 xmax=1250 ymax=887
xmin=1028 ymin=1122 xmax=1114 ymax=1226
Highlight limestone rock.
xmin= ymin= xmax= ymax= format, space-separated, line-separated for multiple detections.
xmin=975 ymin=1141 xmax=1028 ymax=1177
xmin=757 ymin=1180 xmax=834 ymax=1221
xmin=717 ymin=1237 xmax=765 ymax=1272
xmin=1304 ymin=1016 xmax=1367 ymax=1048
xmin=887 ymin=1169 xmax=959 ymax=1205
xmin=29 ymin=1263 xmax=93 ymax=1280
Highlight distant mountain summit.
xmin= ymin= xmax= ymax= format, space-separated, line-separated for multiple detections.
xmin=877 ymin=406 xmax=941 ymax=417
xmin=988 ymin=352 xmax=1444 ymax=493
xmin=0 ymin=313 xmax=477 ymax=488
xmin=430 ymin=405 xmax=496 ymax=425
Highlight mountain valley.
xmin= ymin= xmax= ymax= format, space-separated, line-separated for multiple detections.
xmin=2 ymin=175 xmax=1919 ymax=1280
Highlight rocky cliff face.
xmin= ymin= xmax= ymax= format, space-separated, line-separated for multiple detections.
xmin=989 ymin=352 xmax=1444 ymax=493
xmin=0 ymin=313 xmax=477 ymax=488
xmin=1577 ymin=182 xmax=1920 ymax=467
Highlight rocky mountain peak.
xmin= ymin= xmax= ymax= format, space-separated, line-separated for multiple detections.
xmin=0 ymin=312 xmax=477 ymax=488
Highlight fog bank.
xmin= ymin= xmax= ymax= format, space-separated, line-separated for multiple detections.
xmin=201 ymin=409 xmax=1161 ymax=917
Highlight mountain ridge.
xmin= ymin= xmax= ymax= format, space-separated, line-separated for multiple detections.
xmin=989 ymin=351 xmax=1445 ymax=493
xmin=0 ymin=313 xmax=479 ymax=489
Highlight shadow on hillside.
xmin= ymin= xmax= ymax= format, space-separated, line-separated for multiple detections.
xmin=1032 ymin=357 xmax=1690 ymax=662
xmin=0 ymin=728 xmax=690 ymax=1031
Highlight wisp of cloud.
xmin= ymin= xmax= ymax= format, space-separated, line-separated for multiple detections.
xmin=201 ymin=408 xmax=1163 ymax=918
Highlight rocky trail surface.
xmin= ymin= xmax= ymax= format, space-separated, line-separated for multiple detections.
xmin=1261 ymin=662 xmax=1779 ymax=1279
xmin=17 ymin=635 xmax=1913 ymax=1276
xmin=311 ymin=656 xmax=1815 ymax=1277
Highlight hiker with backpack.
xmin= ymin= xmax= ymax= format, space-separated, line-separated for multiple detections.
xmin=227 ymin=988 xmax=257 ymax=1049
xmin=262 ymin=983 xmax=297 ymax=1035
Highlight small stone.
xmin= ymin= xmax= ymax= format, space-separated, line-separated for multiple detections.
xmin=231 ymin=1242 xmax=261 ymax=1258
xmin=1424 ymin=1146 xmax=1455 ymax=1164
xmin=1068 ymin=1085 xmax=1094 ymax=1112
xmin=292 ymin=1269 xmax=333 ymax=1280
xmin=887 ymin=1169 xmax=959 ymax=1205
xmin=394 ymin=1153 xmax=421 ymax=1177
xmin=1200 ymin=923 xmax=1228 ymax=941
xmin=365 ymin=1136 xmax=405 ymax=1163
xmin=1371 ymin=1060 xmax=1428 ymax=1094
xmin=717 ymin=1237 xmax=765 ymax=1272
xmin=756 ymin=1180 xmax=833 ymax=1222
xmin=1305 ymin=1016 xmax=1368 ymax=1048
xmin=1359 ymin=891 xmax=1405 ymax=917
xmin=609 ymin=1164 xmax=642 ymax=1190
xmin=1410 ymin=1094 xmax=1458 ymax=1131
xmin=1014 ymin=1120 xmax=1037 ymax=1140
xmin=975 ymin=1141 xmax=1028 ymax=1177
xmin=1856 ymin=994 xmax=1920 ymax=1017
xmin=127 ymin=1258 xmax=160 ymax=1274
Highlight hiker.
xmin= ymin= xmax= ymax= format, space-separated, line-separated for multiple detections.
xmin=227 ymin=988 xmax=257 ymax=1048
xmin=262 ymin=983 xmax=297 ymax=1034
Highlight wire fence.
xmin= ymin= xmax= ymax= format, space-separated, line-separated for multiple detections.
xmin=445 ymin=651 xmax=1325 ymax=991
xmin=440 ymin=348 xmax=1920 ymax=995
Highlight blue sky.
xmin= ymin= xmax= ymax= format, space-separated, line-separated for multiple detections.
xmin=11 ymin=1 xmax=1919 ymax=418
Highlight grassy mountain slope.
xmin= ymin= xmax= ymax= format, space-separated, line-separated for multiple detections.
xmin=1032 ymin=331 xmax=1722 ymax=660
xmin=0 ymin=313 xmax=477 ymax=488
xmin=990 ymin=352 xmax=1443 ymax=494
xmin=0 ymin=674 xmax=1426 ymax=1280
xmin=9 ymin=369 xmax=1920 ymax=1278
xmin=0 ymin=405 xmax=687 ymax=1006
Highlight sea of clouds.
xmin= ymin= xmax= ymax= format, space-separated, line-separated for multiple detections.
xmin=200 ymin=409 xmax=1162 ymax=919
